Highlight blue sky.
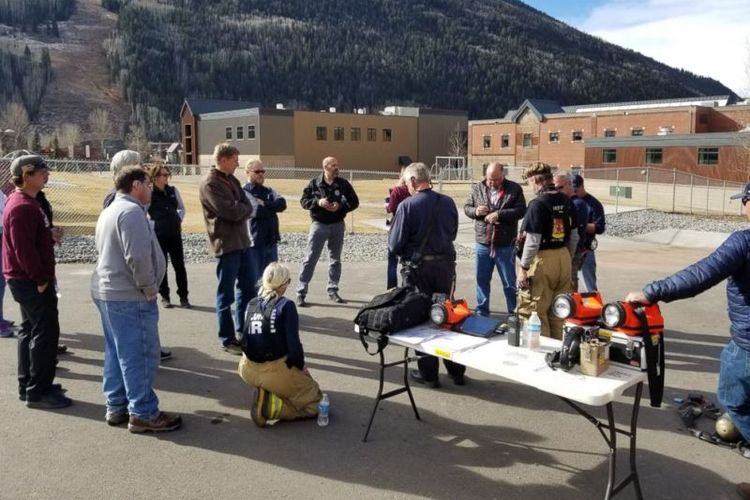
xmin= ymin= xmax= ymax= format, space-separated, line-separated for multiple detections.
xmin=522 ymin=0 xmax=749 ymax=95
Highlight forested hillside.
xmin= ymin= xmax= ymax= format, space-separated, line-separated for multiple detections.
xmin=0 ymin=43 xmax=52 ymax=119
xmin=105 ymin=0 xmax=734 ymax=141
xmin=0 ymin=0 xmax=76 ymax=32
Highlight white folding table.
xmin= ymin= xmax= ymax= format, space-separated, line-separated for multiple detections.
xmin=357 ymin=323 xmax=647 ymax=500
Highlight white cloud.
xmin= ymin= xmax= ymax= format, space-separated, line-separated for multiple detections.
xmin=575 ymin=0 xmax=750 ymax=95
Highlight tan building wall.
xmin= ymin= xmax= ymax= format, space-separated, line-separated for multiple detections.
xmin=259 ymin=112 xmax=295 ymax=159
xmin=417 ymin=111 xmax=468 ymax=165
xmin=538 ymin=115 xmax=591 ymax=168
xmin=515 ymin=110 xmax=540 ymax=166
xmin=592 ymin=109 xmax=696 ymax=136
xmin=293 ymin=111 xmax=418 ymax=172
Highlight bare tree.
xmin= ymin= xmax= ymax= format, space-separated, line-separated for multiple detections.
xmin=446 ymin=123 xmax=467 ymax=158
xmin=0 ymin=102 xmax=31 ymax=151
xmin=126 ymin=124 xmax=149 ymax=156
xmin=88 ymin=108 xmax=113 ymax=158
xmin=57 ymin=122 xmax=82 ymax=157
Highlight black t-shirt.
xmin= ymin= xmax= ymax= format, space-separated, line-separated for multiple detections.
xmin=521 ymin=191 xmax=575 ymax=250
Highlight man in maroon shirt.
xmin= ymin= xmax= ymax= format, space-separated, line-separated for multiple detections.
xmin=3 ymin=155 xmax=71 ymax=409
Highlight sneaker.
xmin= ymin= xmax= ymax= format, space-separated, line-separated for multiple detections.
xmin=251 ymin=387 xmax=268 ymax=428
xmin=179 ymin=298 xmax=192 ymax=309
xmin=26 ymin=389 xmax=73 ymax=409
xmin=128 ymin=412 xmax=182 ymax=433
xmin=57 ymin=344 xmax=68 ymax=354
xmin=328 ymin=292 xmax=346 ymax=304
xmin=160 ymin=349 xmax=173 ymax=361
xmin=409 ymin=369 xmax=441 ymax=389
xmin=106 ymin=412 xmax=130 ymax=426
xmin=452 ymin=374 xmax=466 ymax=386
xmin=296 ymin=294 xmax=307 ymax=307
xmin=161 ymin=297 xmax=173 ymax=309
xmin=222 ymin=340 xmax=243 ymax=355
xmin=0 ymin=327 xmax=14 ymax=338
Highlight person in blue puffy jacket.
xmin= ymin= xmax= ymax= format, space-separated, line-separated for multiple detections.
xmin=626 ymin=182 xmax=750 ymax=463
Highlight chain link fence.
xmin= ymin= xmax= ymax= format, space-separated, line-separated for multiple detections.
xmin=1 ymin=158 xmax=743 ymax=235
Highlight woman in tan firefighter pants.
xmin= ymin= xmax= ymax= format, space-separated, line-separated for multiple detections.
xmin=516 ymin=163 xmax=579 ymax=339
xmin=238 ymin=263 xmax=322 ymax=427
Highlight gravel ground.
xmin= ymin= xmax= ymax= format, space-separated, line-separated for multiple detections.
xmin=56 ymin=232 xmax=475 ymax=264
xmin=55 ymin=209 xmax=746 ymax=264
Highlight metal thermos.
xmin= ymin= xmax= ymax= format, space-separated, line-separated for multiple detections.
xmin=508 ymin=314 xmax=521 ymax=347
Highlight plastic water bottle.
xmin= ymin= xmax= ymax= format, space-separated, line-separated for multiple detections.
xmin=317 ymin=393 xmax=330 ymax=427
xmin=527 ymin=311 xmax=541 ymax=351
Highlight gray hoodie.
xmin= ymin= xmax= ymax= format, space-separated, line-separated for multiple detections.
xmin=91 ymin=193 xmax=166 ymax=301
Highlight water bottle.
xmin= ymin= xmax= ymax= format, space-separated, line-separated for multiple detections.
xmin=527 ymin=311 xmax=541 ymax=351
xmin=317 ymin=393 xmax=330 ymax=427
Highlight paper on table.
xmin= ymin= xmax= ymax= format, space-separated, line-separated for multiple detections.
xmin=389 ymin=325 xmax=444 ymax=345
xmin=421 ymin=332 xmax=489 ymax=359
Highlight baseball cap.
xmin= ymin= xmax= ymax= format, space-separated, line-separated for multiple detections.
xmin=571 ymin=174 xmax=584 ymax=188
xmin=11 ymin=155 xmax=48 ymax=177
xmin=729 ymin=182 xmax=750 ymax=200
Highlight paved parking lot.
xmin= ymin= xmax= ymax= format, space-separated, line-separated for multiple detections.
xmin=0 ymin=235 xmax=746 ymax=499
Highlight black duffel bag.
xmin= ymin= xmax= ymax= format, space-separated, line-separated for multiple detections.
xmin=354 ymin=286 xmax=432 ymax=354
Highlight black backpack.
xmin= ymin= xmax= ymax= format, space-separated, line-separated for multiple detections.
xmin=354 ymin=286 xmax=432 ymax=354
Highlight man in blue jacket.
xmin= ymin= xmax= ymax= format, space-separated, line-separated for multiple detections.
xmin=626 ymin=182 xmax=750 ymax=471
xmin=243 ymin=160 xmax=287 ymax=291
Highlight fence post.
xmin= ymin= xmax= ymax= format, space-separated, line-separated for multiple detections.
xmin=706 ymin=177 xmax=710 ymax=215
xmin=672 ymin=169 xmax=677 ymax=213
xmin=615 ymin=168 xmax=620 ymax=214
xmin=645 ymin=167 xmax=650 ymax=209
xmin=722 ymin=181 xmax=726 ymax=216
xmin=689 ymin=174 xmax=694 ymax=215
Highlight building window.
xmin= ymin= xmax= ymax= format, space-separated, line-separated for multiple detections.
xmin=631 ymin=128 xmax=644 ymax=137
xmin=236 ymin=126 xmax=244 ymax=140
xmin=523 ymin=133 xmax=532 ymax=148
xmin=225 ymin=127 xmax=232 ymax=140
xmin=184 ymin=124 xmax=192 ymax=137
xmin=382 ymin=128 xmax=392 ymax=142
xmin=645 ymin=148 xmax=663 ymax=164
xmin=351 ymin=127 xmax=361 ymax=141
xmin=501 ymin=134 xmax=509 ymax=148
xmin=602 ymin=149 xmax=617 ymax=163
xmin=248 ymin=125 xmax=256 ymax=139
xmin=316 ymin=126 xmax=327 ymax=141
xmin=698 ymin=147 xmax=719 ymax=165
xmin=604 ymin=129 xmax=616 ymax=137
xmin=185 ymin=138 xmax=192 ymax=151
xmin=549 ymin=131 xmax=559 ymax=143
xmin=483 ymin=135 xmax=491 ymax=148
xmin=333 ymin=127 xmax=344 ymax=141
xmin=367 ymin=128 xmax=377 ymax=141
xmin=572 ymin=130 xmax=583 ymax=142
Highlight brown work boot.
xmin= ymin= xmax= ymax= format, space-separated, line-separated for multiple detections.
xmin=738 ymin=483 xmax=750 ymax=499
xmin=128 ymin=412 xmax=182 ymax=434
xmin=251 ymin=387 xmax=268 ymax=428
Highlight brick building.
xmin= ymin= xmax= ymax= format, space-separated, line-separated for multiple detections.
xmin=469 ymin=96 xmax=750 ymax=182
xmin=180 ymin=99 xmax=467 ymax=172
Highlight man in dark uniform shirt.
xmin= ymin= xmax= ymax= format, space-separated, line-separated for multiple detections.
xmin=388 ymin=162 xmax=464 ymax=388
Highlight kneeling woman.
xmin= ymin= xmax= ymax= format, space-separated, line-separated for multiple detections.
xmin=238 ymin=262 xmax=322 ymax=427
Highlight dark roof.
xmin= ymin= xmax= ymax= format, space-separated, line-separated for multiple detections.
xmin=508 ymin=99 xmax=564 ymax=122
xmin=184 ymin=98 xmax=260 ymax=116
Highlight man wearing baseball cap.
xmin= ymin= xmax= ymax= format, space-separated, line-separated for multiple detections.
xmin=625 ymin=182 xmax=750 ymax=481
xmin=3 ymin=155 xmax=71 ymax=409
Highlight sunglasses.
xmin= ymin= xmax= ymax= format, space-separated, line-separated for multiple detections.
xmin=253 ymin=170 xmax=266 ymax=174
xmin=157 ymin=172 xmax=171 ymax=178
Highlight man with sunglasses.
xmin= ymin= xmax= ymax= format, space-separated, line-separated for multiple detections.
xmin=625 ymin=183 xmax=750 ymax=476
xmin=243 ymin=160 xmax=287 ymax=294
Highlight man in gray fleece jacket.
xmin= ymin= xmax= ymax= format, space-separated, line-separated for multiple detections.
xmin=91 ymin=166 xmax=181 ymax=433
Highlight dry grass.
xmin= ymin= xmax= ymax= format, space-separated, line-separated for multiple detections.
xmin=45 ymin=172 xmax=478 ymax=234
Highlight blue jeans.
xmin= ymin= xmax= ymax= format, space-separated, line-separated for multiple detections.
xmin=387 ymin=249 xmax=398 ymax=289
xmin=718 ymin=339 xmax=750 ymax=442
xmin=94 ymin=299 xmax=160 ymax=420
xmin=475 ymin=243 xmax=517 ymax=315
xmin=216 ymin=248 xmax=254 ymax=346
xmin=579 ymin=251 xmax=598 ymax=292
xmin=249 ymin=243 xmax=278 ymax=291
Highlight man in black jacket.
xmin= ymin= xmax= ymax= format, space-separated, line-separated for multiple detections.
xmin=297 ymin=157 xmax=359 ymax=306
xmin=464 ymin=162 xmax=526 ymax=316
